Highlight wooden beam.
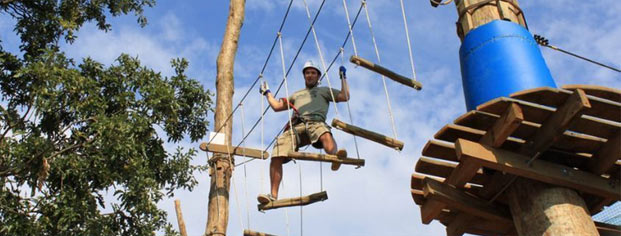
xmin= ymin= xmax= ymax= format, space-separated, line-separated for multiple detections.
xmin=587 ymin=131 xmax=621 ymax=175
xmin=595 ymin=221 xmax=621 ymax=236
xmin=562 ymin=84 xmax=621 ymax=103
xmin=200 ymin=143 xmax=269 ymax=160
xmin=349 ymin=55 xmax=422 ymax=90
xmin=411 ymin=189 xmax=426 ymax=205
xmin=421 ymin=199 xmax=446 ymax=224
xmin=257 ymin=191 xmax=328 ymax=211
xmin=446 ymin=213 xmax=477 ymax=236
xmin=519 ymin=88 xmax=591 ymax=157
xmin=455 ymin=138 xmax=621 ymax=200
xmin=174 ymin=200 xmax=188 ymax=236
xmin=422 ymin=140 xmax=458 ymax=162
xmin=415 ymin=157 xmax=488 ymax=185
xmin=444 ymin=160 xmax=481 ymax=189
xmin=243 ymin=229 xmax=278 ymax=236
xmin=286 ymin=151 xmax=364 ymax=167
xmin=423 ymin=177 xmax=513 ymax=224
xmin=331 ymin=118 xmax=404 ymax=150
xmin=479 ymin=102 xmax=524 ymax=147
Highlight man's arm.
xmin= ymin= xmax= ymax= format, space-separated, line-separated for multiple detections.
xmin=336 ymin=66 xmax=350 ymax=102
xmin=260 ymin=81 xmax=288 ymax=111
xmin=266 ymin=92 xmax=288 ymax=111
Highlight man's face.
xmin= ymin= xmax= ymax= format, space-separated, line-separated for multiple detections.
xmin=303 ymin=68 xmax=320 ymax=88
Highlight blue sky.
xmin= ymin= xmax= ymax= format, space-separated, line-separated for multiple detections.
xmin=2 ymin=0 xmax=620 ymax=235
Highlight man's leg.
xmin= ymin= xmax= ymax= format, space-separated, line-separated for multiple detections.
xmin=270 ymin=157 xmax=284 ymax=198
xmin=319 ymin=132 xmax=337 ymax=155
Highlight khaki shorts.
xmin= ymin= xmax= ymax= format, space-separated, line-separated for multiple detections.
xmin=272 ymin=121 xmax=331 ymax=159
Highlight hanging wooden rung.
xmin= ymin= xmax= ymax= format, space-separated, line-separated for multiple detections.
xmin=258 ymin=191 xmax=328 ymax=211
xmin=350 ymin=55 xmax=422 ymax=90
xmin=331 ymin=118 xmax=404 ymax=150
xmin=286 ymin=151 xmax=365 ymax=169
xmin=243 ymin=229 xmax=277 ymax=236
xmin=200 ymin=143 xmax=269 ymax=160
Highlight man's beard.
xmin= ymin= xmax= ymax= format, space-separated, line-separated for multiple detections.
xmin=305 ymin=80 xmax=318 ymax=88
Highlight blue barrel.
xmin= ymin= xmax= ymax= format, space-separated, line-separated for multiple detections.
xmin=459 ymin=20 xmax=556 ymax=110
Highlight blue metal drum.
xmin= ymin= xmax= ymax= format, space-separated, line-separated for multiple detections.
xmin=459 ymin=20 xmax=556 ymax=110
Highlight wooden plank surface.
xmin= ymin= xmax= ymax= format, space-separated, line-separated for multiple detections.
xmin=258 ymin=191 xmax=328 ymax=211
xmin=587 ymin=131 xmax=621 ymax=175
xmin=331 ymin=118 xmax=404 ymax=150
xmin=511 ymin=87 xmax=620 ymax=122
xmin=455 ymin=138 xmax=621 ymax=200
xmin=562 ymin=84 xmax=621 ymax=102
xmin=415 ymin=157 xmax=488 ymax=185
xmin=423 ymin=177 xmax=513 ymax=224
xmin=422 ymin=140 xmax=458 ymax=162
xmin=350 ymin=55 xmax=422 ymax=90
xmin=518 ymin=88 xmax=591 ymax=156
xmin=243 ymin=229 xmax=278 ymax=236
xmin=287 ymin=151 xmax=364 ymax=167
xmin=200 ymin=143 xmax=269 ymax=159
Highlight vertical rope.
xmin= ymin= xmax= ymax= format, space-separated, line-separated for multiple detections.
xmin=277 ymin=32 xmax=297 ymax=151
xmin=362 ymin=0 xmax=399 ymax=142
xmin=298 ymin=163 xmax=303 ymax=236
xmin=224 ymin=144 xmax=244 ymax=231
xmin=398 ymin=0 xmax=418 ymax=80
xmin=340 ymin=2 xmax=363 ymax=160
xmin=342 ymin=0 xmax=359 ymax=57
xmin=282 ymin=179 xmax=290 ymax=236
xmin=302 ymin=0 xmax=339 ymax=117
xmin=240 ymin=103 xmax=251 ymax=229
xmin=260 ymin=76 xmax=266 ymax=194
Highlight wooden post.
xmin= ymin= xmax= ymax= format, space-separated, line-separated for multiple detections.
xmin=205 ymin=0 xmax=245 ymax=235
xmin=453 ymin=0 xmax=527 ymax=40
xmin=174 ymin=200 xmax=188 ymax=236
xmin=507 ymin=178 xmax=599 ymax=235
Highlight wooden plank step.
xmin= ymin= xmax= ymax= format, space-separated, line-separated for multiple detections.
xmin=415 ymin=157 xmax=488 ymax=185
xmin=455 ymin=138 xmax=621 ymax=200
xmin=200 ymin=143 xmax=269 ymax=160
xmin=562 ymin=84 xmax=621 ymax=102
xmin=286 ymin=151 xmax=364 ymax=169
xmin=243 ymin=229 xmax=277 ymax=236
xmin=257 ymin=191 xmax=328 ymax=211
xmin=595 ymin=221 xmax=621 ymax=236
xmin=510 ymin=87 xmax=620 ymax=122
xmin=331 ymin=118 xmax=404 ymax=150
xmin=349 ymin=55 xmax=422 ymax=90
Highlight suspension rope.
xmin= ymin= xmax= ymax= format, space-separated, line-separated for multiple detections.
xmin=399 ymin=0 xmax=418 ymax=80
xmin=260 ymin=79 xmax=267 ymax=194
xmin=204 ymin=0 xmax=295 ymax=147
xmin=302 ymin=0 xmax=340 ymax=117
xmin=298 ymin=162 xmax=304 ymax=236
xmin=342 ymin=0 xmax=359 ymax=57
xmin=277 ymin=32 xmax=298 ymax=151
xmin=362 ymin=0 xmax=400 ymax=142
xmin=240 ymin=103 xmax=251 ymax=229
xmin=534 ymin=34 xmax=621 ymax=73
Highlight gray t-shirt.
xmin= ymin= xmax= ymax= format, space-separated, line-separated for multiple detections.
xmin=287 ymin=86 xmax=341 ymax=121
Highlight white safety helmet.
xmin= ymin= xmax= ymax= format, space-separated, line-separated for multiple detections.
xmin=302 ymin=60 xmax=321 ymax=76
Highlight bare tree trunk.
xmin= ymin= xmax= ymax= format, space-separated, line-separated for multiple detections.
xmin=205 ymin=0 xmax=245 ymax=235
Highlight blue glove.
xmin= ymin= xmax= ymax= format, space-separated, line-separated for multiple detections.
xmin=339 ymin=66 xmax=346 ymax=79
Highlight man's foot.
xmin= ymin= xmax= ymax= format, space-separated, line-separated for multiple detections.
xmin=331 ymin=149 xmax=347 ymax=171
xmin=257 ymin=194 xmax=276 ymax=204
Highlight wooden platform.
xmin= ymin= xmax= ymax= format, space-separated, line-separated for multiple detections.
xmin=410 ymin=85 xmax=621 ymax=236
xmin=257 ymin=191 xmax=328 ymax=211
xmin=200 ymin=143 xmax=269 ymax=160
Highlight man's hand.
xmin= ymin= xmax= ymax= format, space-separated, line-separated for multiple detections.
xmin=260 ymin=81 xmax=271 ymax=95
xmin=339 ymin=66 xmax=347 ymax=79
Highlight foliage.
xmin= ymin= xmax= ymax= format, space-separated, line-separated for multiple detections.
xmin=0 ymin=1 xmax=212 ymax=235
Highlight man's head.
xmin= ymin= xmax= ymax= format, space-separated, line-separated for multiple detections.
xmin=302 ymin=60 xmax=321 ymax=88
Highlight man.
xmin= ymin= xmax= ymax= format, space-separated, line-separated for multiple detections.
xmin=257 ymin=60 xmax=350 ymax=204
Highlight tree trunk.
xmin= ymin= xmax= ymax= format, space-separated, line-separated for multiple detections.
xmin=205 ymin=0 xmax=245 ymax=235
xmin=507 ymin=178 xmax=599 ymax=235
